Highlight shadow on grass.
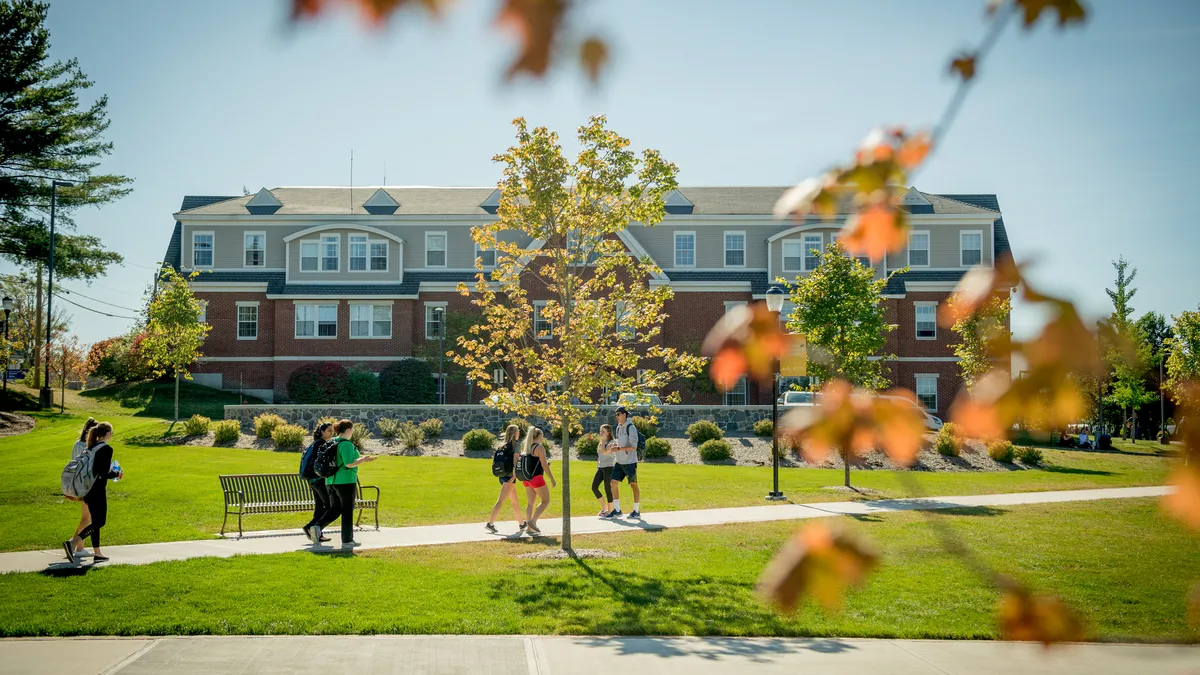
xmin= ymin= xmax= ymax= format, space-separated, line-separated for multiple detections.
xmin=1040 ymin=465 xmax=1115 ymax=476
xmin=79 ymin=380 xmax=261 ymax=420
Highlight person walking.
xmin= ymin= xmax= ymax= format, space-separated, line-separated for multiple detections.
xmin=519 ymin=427 xmax=555 ymax=535
xmin=608 ymin=407 xmax=641 ymax=519
xmin=63 ymin=422 xmax=121 ymax=564
xmin=300 ymin=422 xmax=334 ymax=544
xmin=69 ymin=418 xmax=99 ymax=558
xmin=314 ymin=419 xmax=377 ymax=548
xmin=592 ymin=424 xmax=617 ymax=517
xmin=486 ymin=424 xmax=526 ymax=533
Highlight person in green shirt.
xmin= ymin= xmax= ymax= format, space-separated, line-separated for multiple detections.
xmin=314 ymin=419 xmax=377 ymax=547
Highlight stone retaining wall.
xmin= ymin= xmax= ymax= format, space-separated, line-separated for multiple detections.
xmin=224 ymin=404 xmax=774 ymax=434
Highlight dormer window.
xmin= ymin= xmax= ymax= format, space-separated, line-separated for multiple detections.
xmin=244 ymin=232 xmax=265 ymax=267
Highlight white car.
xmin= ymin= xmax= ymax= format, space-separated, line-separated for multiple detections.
xmin=778 ymin=390 xmax=820 ymax=408
xmin=875 ymin=394 xmax=943 ymax=431
xmin=613 ymin=392 xmax=662 ymax=409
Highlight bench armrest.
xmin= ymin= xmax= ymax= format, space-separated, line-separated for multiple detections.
xmin=358 ymin=484 xmax=380 ymax=501
xmin=223 ymin=489 xmax=246 ymax=507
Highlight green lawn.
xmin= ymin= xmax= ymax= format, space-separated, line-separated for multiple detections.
xmin=1 ymin=498 xmax=1195 ymax=641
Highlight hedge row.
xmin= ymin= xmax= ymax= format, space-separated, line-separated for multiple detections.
xmin=286 ymin=361 xmax=437 ymax=404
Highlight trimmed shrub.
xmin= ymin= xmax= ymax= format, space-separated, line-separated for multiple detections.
xmin=934 ymin=422 xmax=962 ymax=457
xmin=645 ymin=437 xmax=671 ymax=459
xmin=753 ymin=418 xmax=774 ymax=437
xmin=286 ymin=362 xmax=350 ymax=404
xmin=377 ymin=418 xmax=402 ymax=442
xmin=346 ymin=367 xmax=382 ymax=404
xmin=254 ymin=413 xmax=285 ymax=440
xmin=698 ymin=438 xmax=732 ymax=461
xmin=397 ymin=421 xmax=424 ymax=450
xmin=379 ymin=360 xmax=437 ymax=404
xmin=502 ymin=417 xmax=530 ymax=437
xmin=463 ymin=429 xmax=497 ymax=453
xmin=987 ymin=440 xmax=1015 ymax=463
xmin=350 ymin=423 xmax=371 ymax=450
xmin=1016 ymin=446 xmax=1044 ymax=466
xmin=575 ymin=432 xmax=600 ymax=457
xmin=317 ymin=416 xmax=338 ymax=429
xmin=182 ymin=414 xmax=210 ymax=437
xmin=213 ymin=419 xmax=240 ymax=444
xmin=550 ymin=419 xmax=583 ymax=439
xmin=631 ymin=416 xmax=658 ymax=439
xmin=272 ymin=423 xmax=307 ymax=451
xmin=687 ymin=420 xmax=724 ymax=445
xmin=419 ymin=418 xmax=444 ymax=438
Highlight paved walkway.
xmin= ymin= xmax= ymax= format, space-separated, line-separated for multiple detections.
xmin=1 ymin=635 xmax=1196 ymax=675
xmin=0 ymin=486 xmax=1170 ymax=575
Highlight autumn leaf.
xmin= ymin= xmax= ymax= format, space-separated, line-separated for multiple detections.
xmin=773 ymin=173 xmax=836 ymax=218
xmin=779 ymin=381 xmax=925 ymax=467
xmin=841 ymin=205 xmax=907 ymax=263
xmin=579 ymin=37 xmax=608 ymax=84
xmin=710 ymin=345 xmax=749 ymax=392
xmin=495 ymin=0 xmax=567 ymax=79
xmin=950 ymin=52 xmax=977 ymax=81
xmin=1164 ymin=465 xmax=1200 ymax=531
xmin=1013 ymin=0 xmax=1088 ymax=29
xmin=997 ymin=586 xmax=1086 ymax=645
xmin=758 ymin=523 xmax=879 ymax=612
xmin=700 ymin=302 xmax=789 ymax=391
xmin=940 ymin=258 xmax=1022 ymax=327
xmin=290 ymin=0 xmax=447 ymax=24
xmin=896 ymin=132 xmax=933 ymax=171
xmin=872 ymin=390 xmax=927 ymax=466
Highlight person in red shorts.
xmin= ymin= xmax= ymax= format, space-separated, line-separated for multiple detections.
xmin=519 ymin=427 xmax=556 ymax=535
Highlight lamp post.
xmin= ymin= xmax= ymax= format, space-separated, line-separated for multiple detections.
xmin=434 ymin=306 xmax=445 ymax=404
xmin=2 ymin=296 xmax=12 ymax=394
xmin=765 ymin=285 xmax=786 ymax=501
xmin=40 ymin=180 xmax=73 ymax=409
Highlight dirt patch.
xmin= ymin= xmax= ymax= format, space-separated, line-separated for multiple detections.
xmin=516 ymin=548 xmax=622 ymax=560
xmin=0 ymin=411 xmax=35 ymax=438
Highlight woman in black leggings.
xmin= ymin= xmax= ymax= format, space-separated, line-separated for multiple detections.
xmin=64 ymin=422 xmax=120 ymax=563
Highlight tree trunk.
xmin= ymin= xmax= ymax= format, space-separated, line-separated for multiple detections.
xmin=60 ymin=346 xmax=66 ymax=412
xmin=174 ymin=373 xmax=180 ymax=422
xmin=560 ymin=408 xmax=573 ymax=555
xmin=843 ymin=446 xmax=851 ymax=488
xmin=33 ymin=263 xmax=43 ymax=389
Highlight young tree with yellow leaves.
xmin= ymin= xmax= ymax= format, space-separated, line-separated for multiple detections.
xmin=139 ymin=268 xmax=210 ymax=422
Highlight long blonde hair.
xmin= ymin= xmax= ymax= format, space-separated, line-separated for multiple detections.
xmin=505 ymin=424 xmax=521 ymax=446
xmin=599 ymin=424 xmax=614 ymax=445
xmin=522 ymin=426 xmax=544 ymax=455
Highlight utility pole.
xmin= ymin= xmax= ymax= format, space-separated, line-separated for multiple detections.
xmin=41 ymin=180 xmax=73 ymax=409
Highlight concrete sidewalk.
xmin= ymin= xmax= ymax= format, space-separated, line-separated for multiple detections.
xmin=0 ymin=486 xmax=1170 ymax=575
xmin=1 ymin=635 xmax=1196 ymax=675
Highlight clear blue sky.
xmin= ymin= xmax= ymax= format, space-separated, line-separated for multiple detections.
xmin=17 ymin=0 xmax=1200 ymax=345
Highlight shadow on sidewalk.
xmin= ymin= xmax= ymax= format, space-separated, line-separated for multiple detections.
xmin=572 ymin=635 xmax=858 ymax=661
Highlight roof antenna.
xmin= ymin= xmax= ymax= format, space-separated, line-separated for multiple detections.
xmin=383 ymin=162 xmax=387 ymax=186
xmin=350 ymin=149 xmax=354 ymax=213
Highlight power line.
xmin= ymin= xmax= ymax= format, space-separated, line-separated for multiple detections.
xmin=52 ymin=293 xmax=139 ymax=320
xmin=57 ymin=285 xmax=142 ymax=313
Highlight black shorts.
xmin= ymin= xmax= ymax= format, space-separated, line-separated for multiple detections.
xmin=612 ymin=462 xmax=638 ymax=483
xmin=497 ymin=474 xmax=515 ymax=485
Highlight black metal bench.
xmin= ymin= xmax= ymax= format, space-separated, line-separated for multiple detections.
xmin=218 ymin=473 xmax=380 ymax=538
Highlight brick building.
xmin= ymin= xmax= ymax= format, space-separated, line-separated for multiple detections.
xmin=163 ymin=186 xmax=1013 ymax=413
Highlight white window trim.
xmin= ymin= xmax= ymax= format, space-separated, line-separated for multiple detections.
xmin=348 ymin=234 xmax=368 ymax=272
xmin=674 ymin=231 xmax=697 ymax=268
xmin=197 ymin=300 xmax=208 ymax=324
xmin=908 ymin=230 xmax=931 ymax=268
xmin=350 ymin=303 xmax=392 ymax=339
xmin=320 ymin=234 xmax=340 ymax=272
xmin=915 ymin=373 xmax=939 ymax=412
xmin=235 ymin=301 xmax=259 ymax=341
xmin=368 ymin=239 xmax=389 ymax=272
xmin=533 ymin=301 xmax=553 ymax=340
xmin=724 ymin=376 xmax=748 ymax=406
xmin=803 ymin=234 xmax=823 ymax=271
xmin=782 ymin=240 xmax=804 ymax=273
xmin=723 ymin=231 xmax=746 ymax=268
xmin=191 ymin=231 xmax=214 ymax=269
xmin=960 ymin=230 xmax=983 ymax=268
xmin=474 ymin=242 xmax=497 ymax=270
xmin=243 ymin=231 xmax=266 ymax=269
xmin=915 ymin=301 xmax=938 ymax=340
xmin=294 ymin=301 xmax=339 ymax=339
xmin=298 ymin=239 xmax=321 ymax=273
xmin=424 ymin=302 xmax=447 ymax=340
xmin=426 ymin=231 xmax=448 ymax=268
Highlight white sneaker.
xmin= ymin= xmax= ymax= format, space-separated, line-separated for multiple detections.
xmin=342 ymin=540 xmax=361 ymax=549
xmin=310 ymin=526 xmax=322 ymax=546
xmin=75 ymin=549 xmax=92 ymax=558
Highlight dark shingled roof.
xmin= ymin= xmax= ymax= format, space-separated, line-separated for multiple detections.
xmin=180 ymin=195 xmax=238 ymax=211
xmin=666 ymin=270 xmax=771 ymax=295
xmin=162 ymin=222 xmax=182 ymax=270
xmin=935 ymin=194 xmax=1011 ymax=266
xmin=883 ymin=269 xmax=966 ymax=295
xmin=183 ymin=271 xmax=480 ymax=296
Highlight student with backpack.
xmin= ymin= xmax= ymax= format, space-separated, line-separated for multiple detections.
xmin=607 ymin=407 xmax=642 ymax=519
xmin=68 ymin=418 xmax=99 ymax=559
xmin=300 ymin=422 xmax=334 ymax=544
xmin=485 ymin=424 xmax=526 ymax=534
xmin=516 ymin=427 xmax=555 ymax=535
xmin=62 ymin=422 xmax=121 ymax=564
xmin=312 ymin=419 xmax=377 ymax=548
xmin=592 ymin=424 xmax=618 ymax=517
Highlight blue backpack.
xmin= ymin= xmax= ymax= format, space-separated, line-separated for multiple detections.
xmin=299 ymin=440 xmax=323 ymax=480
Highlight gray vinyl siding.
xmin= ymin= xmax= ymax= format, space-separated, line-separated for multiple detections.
xmin=287 ymin=228 xmax=403 ymax=282
xmin=771 ymin=227 xmax=882 ymax=280
xmin=886 ymin=222 xmax=995 ymax=269
xmin=182 ymin=224 xmax=288 ymax=269
xmin=626 ymin=222 xmax=777 ymax=269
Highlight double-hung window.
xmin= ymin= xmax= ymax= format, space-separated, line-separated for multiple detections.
xmin=724 ymin=232 xmax=745 ymax=267
xmin=915 ymin=302 xmax=937 ymax=339
xmin=832 ymin=233 xmax=872 ymax=268
xmin=533 ymin=302 xmax=552 ymax=339
xmin=424 ymin=304 xmax=445 ymax=339
xmin=192 ymin=233 xmax=213 ymax=267
xmin=614 ymin=300 xmax=633 ymax=339
xmin=237 ymin=302 xmax=258 ymax=340
xmin=908 ymin=231 xmax=930 ymax=267
xmin=300 ymin=241 xmax=319 ymax=271
xmin=961 ymin=231 xmax=983 ymax=267
xmin=296 ymin=304 xmax=337 ymax=338
xmin=724 ymin=377 xmax=748 ymax=406
xmin=426 ymin=232 xmax=447 ymax=267
xmin=674 ymin=232 xmax=696 ymax=268
xmin=244 ymin=232 xmax=265 ymax=267
xmin=915 ymin=375 xmax=938 ymax=412
xmin=370 ymin=241 xmax=388 ymax=270
xmin=349 ymin=235 xmax=368 ymax=271
xmin=351 ymin=304 xmax=391 ymax=338
xmin=782 ymin=241 xmax=803 ymax=272
xmin=321 ymin=235 xmax=339 ymax=271
xmin=803 ymin=234 xmax=822 ymax=271
xmin=475 ymin=243 xmax=496 ymax=269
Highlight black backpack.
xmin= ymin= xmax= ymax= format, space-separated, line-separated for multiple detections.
xmin=314 ymin=439 xmax=342 ymax=478
xmin=492 ymin=441 xmax=515 ymax=477
xmin=299 ymin=440 xmax=322 ymax=480
xmin=515 ymin=451 xmax=541 ymax=482
xmin=623 ymin=422 xmax=646 ymax=462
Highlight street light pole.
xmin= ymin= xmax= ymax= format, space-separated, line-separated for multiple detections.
xmin=40 ymin=180 xmax=73 ymax=409
xmin=765 ymin=286 xmax=786 ymax=501
xmin=434 ymin=306 xmax=445 ymax=404
xmin=2 ymin=296 xmax=12 ymax=394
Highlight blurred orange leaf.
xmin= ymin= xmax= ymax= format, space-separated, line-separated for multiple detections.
xmin=495 ymin=0 xmax=567 ymax=79
xmin=758 ymin=523 xmax=879 ymax=612
xmin=841 ymin=205 xmax=907 ymax=264
xmin=710 ymin=345 xmax=748 ymax=392
xmin=950 ymin=52 xmax=977 ymax=80
xmin=998 ymin=587 xmax=1085 ymax=645
xmin=290 ymin=0 xmax=447 ymax=23
xmin=1013 ymin=0 xmax=1088 ymax=29
xmin=701 ymin=302 xmax=789 ymax=391
xmin=579 ymin=36 xmax=608 ymax=83
xmin=1164 ymin=465 xmax=1200 ymax=531
xmin=780 ymin=381 xmax=926 ymax=467
xmin=941 ymin=258 xmax=1022 ymax=327
xmin=897 ymin=132 xmax=933 ymax=170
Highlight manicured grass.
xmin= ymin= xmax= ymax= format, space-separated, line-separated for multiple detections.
xmin=76 ymin=380 xmax=262 ymax=420
xmin=1 ymin=499 xmax=1195 ymax=641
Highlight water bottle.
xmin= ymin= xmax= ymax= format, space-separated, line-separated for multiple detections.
xmin=111 ymin=459 xmax=121 ymax=482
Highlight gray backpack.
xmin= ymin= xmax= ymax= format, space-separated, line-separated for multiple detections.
xmin=61 ymin=443 xmax=102 ymax=500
